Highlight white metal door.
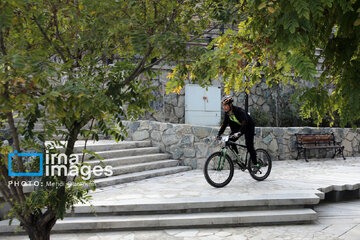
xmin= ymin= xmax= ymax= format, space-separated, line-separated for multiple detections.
xmin=185 ymin=84 xmax=221 ymax=126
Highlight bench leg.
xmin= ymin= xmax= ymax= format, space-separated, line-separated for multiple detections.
xmin=334 ymin=147 xmax=346 ymax=160
xmin=296 ymin=149 xmax=300 ymax=160
xmin=332 ymin=148 xmax=336 ymax=158
xmin=304 ymin=149 xmax=309 ymax=162
xmin=341 ymin=146 xmax=346 ymax=160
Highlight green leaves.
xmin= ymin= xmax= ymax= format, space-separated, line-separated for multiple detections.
xmin=283 ymin=17 xmax=299 ymax=34
xmin=290 ymin=0 xmax=310 ymax=20
xmin=287 ymin=53 xmax=317 ymax=81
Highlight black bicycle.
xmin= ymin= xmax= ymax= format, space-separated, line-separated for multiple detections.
xmin=204 ymin=135 xmax=272 ymax=188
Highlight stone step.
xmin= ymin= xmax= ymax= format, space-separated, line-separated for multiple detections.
xmin=33 ymin=128 xmax=112 ymax=135
xmin=75 ymin=147 xmax=161 ymax=161
xmin=31 ymin=128 xmax=109 ymax=141
xmin=47 ymin=141 xmax=152 ymax=154
xmin=94 ymin=166 xmax=191 ymax=188
xmin=33 ymin=128 xmax=67 ymax=132
xmin=0 ymin=209 xmax=317 ymax=233
xmin=50 ymin=134 xmax=109 ymax=141
xmin=9 ymin=119 xmax=96 ymax=128
xmin=69 ymin=193 xmax=320 ymax=216
xmin=3 ymin=123 xmax=61 ymax=129
xmin=56 ymin=209 xmax=318 ymax=230
xmin=94 ymin=160 xmax=180 ymax=178
xmin=73 ymin=141 xmax=152 ymax=153
xmin=86 ymin=153 xmax=171 ymax=167
xmin=4 ymin=124 xmax=95 ymax=132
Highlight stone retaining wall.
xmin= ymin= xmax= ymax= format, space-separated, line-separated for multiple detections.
xmin=125 ymin=120 xmax=360 ymax=169
xmin=141 ymin=68 xmax=315 ymax=126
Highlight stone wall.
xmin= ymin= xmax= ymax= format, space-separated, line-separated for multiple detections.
xmin=141 ymin=69 xmax=186 ymax=123
xmin=230 ymin=81 xmax=299 ymax=126
xmin=142 ymin=67 xmax=313 ymax=127
xmin=125 ymin=120 xmax=360 ymax=169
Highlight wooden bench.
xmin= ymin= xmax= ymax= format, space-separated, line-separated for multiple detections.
xmin=295 ymin=133 xmax=345 ymax=162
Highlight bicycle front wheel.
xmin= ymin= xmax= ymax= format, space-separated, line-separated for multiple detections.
xmin=248 ymin=148 xmax=272 ymax=181
xmin=204 ymin=152 xmax=234 ymax=188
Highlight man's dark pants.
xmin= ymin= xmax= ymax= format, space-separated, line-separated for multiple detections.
xmin=230 ymin=125 xmax=257 ymax=164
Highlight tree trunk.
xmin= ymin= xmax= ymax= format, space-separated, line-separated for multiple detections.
xmin=26 ymin=217 xmax=57 ymax=240
xmin=28 ymin=229 xmax=51 ymax=240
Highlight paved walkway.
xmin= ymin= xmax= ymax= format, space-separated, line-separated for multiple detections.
xmin=86 ymin=157 xmax=360 ymax=204
xmin=2 ymin=157 xmax=360 ymax=239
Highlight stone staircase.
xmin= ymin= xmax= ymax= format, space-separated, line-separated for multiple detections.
xmin=58 ymin=140 xmax=191 ymax=188
xmin=0 ymin=193 xmax=319 ymax=233
xmin=3 ymin=118 xmax=191 ymax=186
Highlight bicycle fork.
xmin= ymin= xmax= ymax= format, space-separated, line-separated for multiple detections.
xmin=217 ymin=148 xmax=227 ymax=170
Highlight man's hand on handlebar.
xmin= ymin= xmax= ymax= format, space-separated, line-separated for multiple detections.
xmin=232 ymin=132 xmax=242 ymax=138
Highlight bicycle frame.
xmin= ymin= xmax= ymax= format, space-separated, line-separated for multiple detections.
xmin=205 ymin=136 xmax=272 ymax=187
xmin=220 ymin=139 xmax=249 ymax=171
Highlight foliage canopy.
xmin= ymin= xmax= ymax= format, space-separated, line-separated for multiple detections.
xmin=168 ymin=0 xmax=360 ymax=127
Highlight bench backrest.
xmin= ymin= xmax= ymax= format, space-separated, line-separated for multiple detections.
xmin=296 ymin=134 xmax=335 ymax=144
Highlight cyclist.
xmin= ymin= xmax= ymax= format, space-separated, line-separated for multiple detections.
xmin=216 ymin=95 xmax=259 ymax=172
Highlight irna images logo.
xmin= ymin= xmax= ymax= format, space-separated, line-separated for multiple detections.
xmin=8 ymin=151 xmax=43 ymax=177
xmin=8 ymin=151 xmax=113 ymax=179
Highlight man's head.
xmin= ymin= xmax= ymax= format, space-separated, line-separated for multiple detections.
xmin=221 ymin=95 xmax=233 ymax=112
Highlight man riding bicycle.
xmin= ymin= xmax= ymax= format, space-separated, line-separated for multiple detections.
xmin=216 ymin=95 xmax=259 ymax=171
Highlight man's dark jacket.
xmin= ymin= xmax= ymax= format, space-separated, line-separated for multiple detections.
xmin=218 ymin=106 xmax=255 ymax=136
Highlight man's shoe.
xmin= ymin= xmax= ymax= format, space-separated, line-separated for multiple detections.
xmin=257 ymin=159 xmax=267 ymax=167
xmin=251 ymin=163 xmax=260 ymax=174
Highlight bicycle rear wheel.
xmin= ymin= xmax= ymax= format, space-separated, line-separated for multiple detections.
xmin=247 ymin=148 xmax=272 ymax=181
xmin=204 ymin=152 xmax=234 ymax=188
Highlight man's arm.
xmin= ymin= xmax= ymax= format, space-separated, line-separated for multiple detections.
xmin=234 ymin=107 xmax=248 ymax=133
xmin=240 ymin=120 xmax=247 ymax=133
xmin=217 ymin=115 xmax=229 ymax=136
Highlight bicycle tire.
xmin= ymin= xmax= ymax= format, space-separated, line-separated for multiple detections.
xmin=248 ymin=148 xmax=272 ymax=181
xmin=204 ymin=151 xmax=234 ymax=188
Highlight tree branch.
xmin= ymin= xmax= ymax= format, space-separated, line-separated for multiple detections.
xmin=122 ymin=44 xmax=154 ymax=86
xmin=52 ymin=6 xmax=73 ymax=59
xmin=0 ymin=177 xmax=29 ymax=229
xmin=5 ymin=111 xmax=27 ymax=205
xmin=121 ymin=2 xmax=180 ymax=81
xmin=142 ymin=24 xmax=223 ymax=71
xmin=32 ymin=15 xmax=67 ymax=63
xmin=143 ymin=54 xmax=169 ymax=71
xmin=0 ymin=29 xmax=7 ymax=55
xmin=0 ymin=163 xmax=21 ymax=204
xmin=38 ymin=209 xmax=56 ymax=229
xmin=6 ymin=112 xmax=24 ymax=173
xmin=0 ymin=176 xmax=12 ymax=204
xmin=2 ymin=85 xmax=26 ymax=205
